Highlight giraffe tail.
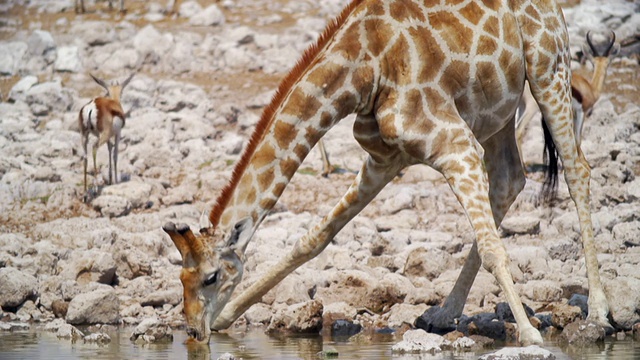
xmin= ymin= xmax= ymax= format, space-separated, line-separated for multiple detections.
xmin=541 ymin=117 xmax=559 ymax=203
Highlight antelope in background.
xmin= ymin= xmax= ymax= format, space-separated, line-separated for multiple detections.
xmin=79 ymin=73 xmax=134 ymax=197
xmin=75 ymin=0 xmax=125 ymax=13
xmin=516 ymin=31 xmax=619 ymax=161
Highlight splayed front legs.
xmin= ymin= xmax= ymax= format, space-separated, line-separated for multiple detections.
xmin=212 ymin=153 xmax=404 ymax=330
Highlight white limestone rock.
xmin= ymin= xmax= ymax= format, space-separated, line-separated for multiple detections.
xmin=53 ymin=45 xmax=82 ymax=73
xmin=391 ymin=329 xmax=449 ymax=354
xmin=8 ymin=75 xmax=38 ymax=102
xmin=130 ymin=317 xmax=173 ymax=343
xmin=189 ymin=4 xmax=225 ymax=26
xmin=0 ymin=267 xmax=38 ymax=308
xmin=56 ymin=323 xmax=85 ymax=340
xmin=66 ymin=287 xmax=120 ymax=325
xmin=478 ymin=345 xmax=555 ymax=360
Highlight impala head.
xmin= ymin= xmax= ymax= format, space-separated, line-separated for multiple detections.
xmin=162 ymin=217 xmax=253 ymax=343
xmin=583 ymin=30 xmax=620 ymax=65
xmin=90 ymin=73 xmax=135 ymax=102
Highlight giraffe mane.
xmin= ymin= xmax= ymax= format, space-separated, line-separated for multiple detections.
xmin=209 ymin=0 xmax=365 ymax=229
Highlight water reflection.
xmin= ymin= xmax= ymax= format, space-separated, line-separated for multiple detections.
xmin=185 ymin=341 xmax=212 ymax=360
xmin=0 ymin=327 xmax=638 ymax=360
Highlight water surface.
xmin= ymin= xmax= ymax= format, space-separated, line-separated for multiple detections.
xmin=0 ymin=327 xmax=638 ymax=359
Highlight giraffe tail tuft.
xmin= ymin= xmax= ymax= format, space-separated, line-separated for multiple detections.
xmin=541 ymin=117 xmax=559 ymax=204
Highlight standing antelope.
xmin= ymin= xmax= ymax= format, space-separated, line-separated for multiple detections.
xmin=516 ymin=31 xmax=619 ymax=156
xmin=79 ymin=73 xmax=134 ymax=196
xmin=75 ymin=0 xmax=125 ymax=13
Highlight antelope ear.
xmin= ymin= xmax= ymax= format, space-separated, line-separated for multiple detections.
xmin=581 ymin=43 xmax=594 ymax=63
xmin=609 ymin=43 xmax=621 ymax=58
xmin=226 ymin=217 xmax=253 ymax=256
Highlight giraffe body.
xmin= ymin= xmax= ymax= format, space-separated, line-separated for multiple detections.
xmin=165 ymin=0 xmax=608 ymax=346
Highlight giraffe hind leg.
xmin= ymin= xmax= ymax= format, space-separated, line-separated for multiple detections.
xmin=530 ymin=69 xmax=611 ymax=331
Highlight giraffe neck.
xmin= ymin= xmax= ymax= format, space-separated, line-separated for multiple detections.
xmin=209 ymin=0 xmax=370 ymax=232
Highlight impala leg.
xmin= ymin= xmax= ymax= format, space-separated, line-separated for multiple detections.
xmin=213 ymin=152 xmax=403 ymax=330
xmin=318 ymin=139 xmax=332 ymax=177
xmin=82 ymin=133 xmax=89 ymax=194
xmin=107 ymin=141 xmax=113 ymax=185
xmin=92 ymin=143 xmax=99 ymax=187
xmin=113 ymin=133 xmax=120 ymax=184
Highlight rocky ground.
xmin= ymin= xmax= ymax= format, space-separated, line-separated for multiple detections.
xmin=1 ymin=0 xmax=639 ymax=353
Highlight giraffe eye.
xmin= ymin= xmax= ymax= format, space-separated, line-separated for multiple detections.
xmin=203 ymin=271 xmax=218 ymax=286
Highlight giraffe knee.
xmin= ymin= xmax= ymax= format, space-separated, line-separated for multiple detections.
xmin=480 ymin=247 xmax=509 ymax=275
xmin=292 ymin=230 xmax=332 ymax=260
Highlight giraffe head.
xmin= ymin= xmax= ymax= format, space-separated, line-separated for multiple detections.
xmin=162 ymin=218 xmax=253 ymax=343
xmin=90 ymin=73 xmax=135 ymax=102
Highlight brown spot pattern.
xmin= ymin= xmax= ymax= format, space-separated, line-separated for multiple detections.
xmin=365 ymin=19 xmax=392 ymax=56
xmin=282 ymin=88 xmax=322 ymax=121
xmin=257 ymin=168 xmax=275 ymax=192
xmin=274 ymin=120 xmax=299 ymax=150
xmin=389 ymin=0 xmax=426 ymax=22
xmin=483 ymin=16 xmax=499 ymax=38
xmin=477 ymin=35 xmax=498 ymax=55
xmin=475 ymin=61 xmax=501 ymax=105
xmin=460 ymin=1 xmax=484 ymax=25
xmin=386 ymin=34 xmax=411 ymax=85
xmin=307 ymin=62 xmax=349 ymax=98
xmin=331 ymin=22 xmax=362 ymax=61
xmin=429 ymin=11 xmax=472 ymax=54
xmin=280 ymin=157 xmax=299 ymax=179
xmin=409 ymin=27 xmax=445 ymax=82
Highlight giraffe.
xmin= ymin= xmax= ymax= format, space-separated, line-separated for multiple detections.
xmin=163 ymin=0 xmax=610 ymax=346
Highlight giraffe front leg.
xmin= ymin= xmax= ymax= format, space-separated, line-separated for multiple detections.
xmin=419 ymin=116 xmax=527 ymax=335
xmin=429 ymin=125 xmax=541 ymax=346
xmin=212 ymin=154 xmax=403 ymax=330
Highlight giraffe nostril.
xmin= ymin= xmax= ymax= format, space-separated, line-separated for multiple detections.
xmin=186 ymin=327 xmax=198 ymax=338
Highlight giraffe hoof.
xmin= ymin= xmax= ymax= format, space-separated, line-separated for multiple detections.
xmin=519 ymin=327 xmax=543 ymax=346
xmin=589 ymin=318 xmax=615 ymax=335
xmin=414 ymin=305 xmax=457 ymax=335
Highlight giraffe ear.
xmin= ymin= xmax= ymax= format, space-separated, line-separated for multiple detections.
xmin=226 ymin=217 xmax=253 ymax=256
